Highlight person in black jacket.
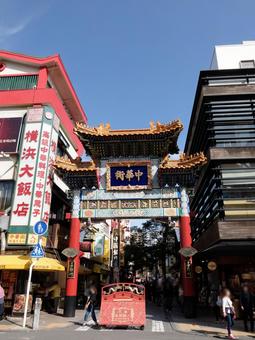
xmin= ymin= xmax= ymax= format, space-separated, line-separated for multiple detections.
xmin=240 ymin=285 xmax=254 ymax=332
xmin=83 ymin=286 xmax=99 ymax=327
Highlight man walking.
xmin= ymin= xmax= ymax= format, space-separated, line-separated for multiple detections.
xmin=47 ymin=281 xmax=61 ymax=314
xmin=240 ymin=285 xmax=254 ymax=332
xmin=83 ymin=286 xmax=99 ymax=327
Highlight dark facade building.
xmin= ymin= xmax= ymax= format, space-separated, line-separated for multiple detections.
xmin=185 ymin=66 xmax=255 ymax=303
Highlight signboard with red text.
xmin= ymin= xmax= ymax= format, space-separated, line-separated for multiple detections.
xmin=30 ymin=122 xmax=52 ymax=226
xmin=10 ymin=119 xmax=41 ymax=226
xmin=8 ymin=107 xmax=59 ymax=245
xmin=40 ymin=125 xmax=59 ymax=226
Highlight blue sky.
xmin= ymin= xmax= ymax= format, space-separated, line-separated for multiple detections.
xmin=1 ymin=0 xmax=255 ymax=150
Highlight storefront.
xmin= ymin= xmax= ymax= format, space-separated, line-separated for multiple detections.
xmin=0 ymin=254 xmax=65 ymax=316
xmin=195 ymin=241 xmax=255 ymax=318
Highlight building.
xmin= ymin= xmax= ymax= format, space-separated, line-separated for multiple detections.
xmin=211 ymin=40 xmax=255 ymax=69
xmin=0 ymin=51 xmax=87 ymax=313
xmin=186 ymin=41 xmax=255 ymax=304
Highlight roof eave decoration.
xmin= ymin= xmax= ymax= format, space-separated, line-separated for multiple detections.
xmin=54 ymin=156 xmax=97 ymax=173
xmin=74 ymin=120 xmax=183 ymax=137
xmin=160 ymin=152 xmax=207 ymax=170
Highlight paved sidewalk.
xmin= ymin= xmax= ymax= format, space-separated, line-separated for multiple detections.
xmin=170 ymin=307 xmax=255 ymax=338
xmin=0 ymin=309 xmax=85 ymax=331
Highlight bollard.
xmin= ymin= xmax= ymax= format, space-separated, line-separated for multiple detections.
xmin=32 ymin=298 xmax=42 ymax=330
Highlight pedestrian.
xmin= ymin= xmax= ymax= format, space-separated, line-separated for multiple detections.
xmin=222 ymin=288 xmax=236 ymax=339
xmin=46 ymin=281 xmax=61 ymax=314
xmin=151 ymin=279 xmax=157 ymax=304
xmin=0 ymin=281 xmax=4 ymax=320
xmin=240 ymin=284 xmax=254 ymax=332
xmin=163 ymin=277 xmax=173 ymax=312
xmin=83 ymin=286 xmax=99 ymax=327
xmin=209 ymin=287 xmax=221 ymax=321
xmin=216 ymin=290 xmax=223 ymax=321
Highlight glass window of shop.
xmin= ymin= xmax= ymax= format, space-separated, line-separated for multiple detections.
xmin=0 ymin=181 xmax=14 ymax=211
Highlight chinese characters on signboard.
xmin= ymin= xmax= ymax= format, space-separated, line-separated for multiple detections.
xmin=67 ymin=258 xmax=75 ymax=279
xmin=8 ymin=107 xmax=59 ymax=245
xmin=30 ymin=122 xmax=52 ymax=226
xmin=10 ymin=120 xmax=41 ymax=227
xmin=106 ymin=162 xmax=151 ymax=191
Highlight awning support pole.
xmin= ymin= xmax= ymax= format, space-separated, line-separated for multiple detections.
xmin=23 ymin=261 xmax=35 ymax=328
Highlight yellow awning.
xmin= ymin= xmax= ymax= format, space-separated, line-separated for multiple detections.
xmin=0 ymin=255 xmax=65 ymax=271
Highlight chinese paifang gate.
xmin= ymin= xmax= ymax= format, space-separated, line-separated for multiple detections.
xmin=54 ymin=120 xmax=207 ymax=318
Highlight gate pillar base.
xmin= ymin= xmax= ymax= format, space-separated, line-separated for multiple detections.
xmin=64 ymin=296 xmax=76 ymax=317
xmin=183 ymin=296 xmax=196 ymax=318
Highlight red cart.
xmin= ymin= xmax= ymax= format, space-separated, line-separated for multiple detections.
xmin=100 ymin=283 xmax=146 ymax=329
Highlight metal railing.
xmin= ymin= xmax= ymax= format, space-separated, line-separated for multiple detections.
xmin=0 ymin=74 xmax=38 ymax=90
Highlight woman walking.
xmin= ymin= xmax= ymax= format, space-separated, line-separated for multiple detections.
xmin=83 ymin=286 xmax=99 ymax=327
xmin=0 ymin=281 xmax=4 ymax=320
xmin=222 ymin=289 xmax=236 ymax=339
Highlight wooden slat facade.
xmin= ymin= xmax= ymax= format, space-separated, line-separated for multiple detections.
xmin=185 ymin=68 xmax=255 ymax=252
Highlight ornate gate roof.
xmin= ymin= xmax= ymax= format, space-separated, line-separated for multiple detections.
xmin=74 ymin=120 xmax=183 ymax=159
xmin=54 ymin=121 xmax=207 ymax=190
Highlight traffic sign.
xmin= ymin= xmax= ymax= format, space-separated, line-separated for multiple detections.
xmin=33 ymin=221 xmax=48 ymax=236
xmin=31 ymin=243 xmax=44 ymax=258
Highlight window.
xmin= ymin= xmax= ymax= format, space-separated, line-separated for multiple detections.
xmin=0 ymin=75 xmax=38 ymax=90
xmin=0 ymin=181 xmax=14 ymax=211
xmin=240 ymin=60 xmax=255 ymax=69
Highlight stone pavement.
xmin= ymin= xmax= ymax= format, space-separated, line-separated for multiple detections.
xmin=170 ymin=307 xmax=255 ymax=338
xmin=0 ymin=305 xmax=254 ymax=339
xmin=0 ymin=309 xmax=85 ymax=331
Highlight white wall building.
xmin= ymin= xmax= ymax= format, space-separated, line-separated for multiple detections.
xmin=211 ymin=41 xmax=255 ymax=70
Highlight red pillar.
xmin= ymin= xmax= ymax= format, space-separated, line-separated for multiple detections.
xmin=179 ymin=187 xmax=196 ymax=318
xmin=37 ymin=67 xmax=48 ymax=88
xmin=64 ymin=190 xmax=81 ymax=317
xmin=180 ymin=215 xmax=195 ymax=297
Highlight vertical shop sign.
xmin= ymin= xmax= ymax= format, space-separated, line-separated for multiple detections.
xmin=40 ymin=119 xmax=59 ymax=226
xmin=10 ymin=109 xmax=42 ymax=227
xmin=29 ymin=122 xmax=52 ymax=226
xmin=112 ymin=228 xmax=119 ymax=269
xmin=8 ymin=107 xmax=59 ymax=245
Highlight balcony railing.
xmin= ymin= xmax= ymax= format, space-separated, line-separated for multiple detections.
xmin=0 ymin=74 xmax=38 ymax=90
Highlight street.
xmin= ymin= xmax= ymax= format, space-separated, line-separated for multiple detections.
xmin=1 ymin=303 xmax=254 ymax=340
xmin=0 ymin=318 xmax=196 ymax=340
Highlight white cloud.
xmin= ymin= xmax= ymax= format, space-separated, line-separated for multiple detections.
xmin=0 ymin=1 xmax=52 ymax=44
xmin=0 ymin=21 xmax=30 ymax=41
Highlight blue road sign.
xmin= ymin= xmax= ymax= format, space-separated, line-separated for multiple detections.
xmin=33 ymin=221 xmax=48 ymax=236
xmin=31 ymin=242 xmax=44 ymax=258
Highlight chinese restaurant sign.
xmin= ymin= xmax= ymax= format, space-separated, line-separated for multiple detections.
xmin=106 ymin=161 xmax=151 ymax=191
xmin=8 ymin=107 xmax=59 ymax=246
xmin=0 ymin=117 xmax=23 ymax=153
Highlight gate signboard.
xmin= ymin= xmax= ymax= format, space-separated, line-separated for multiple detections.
xmin=80 ymin=188 xmax=180 ymax=219
xmin=106 ymin=161 xmax=152 ymax=191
